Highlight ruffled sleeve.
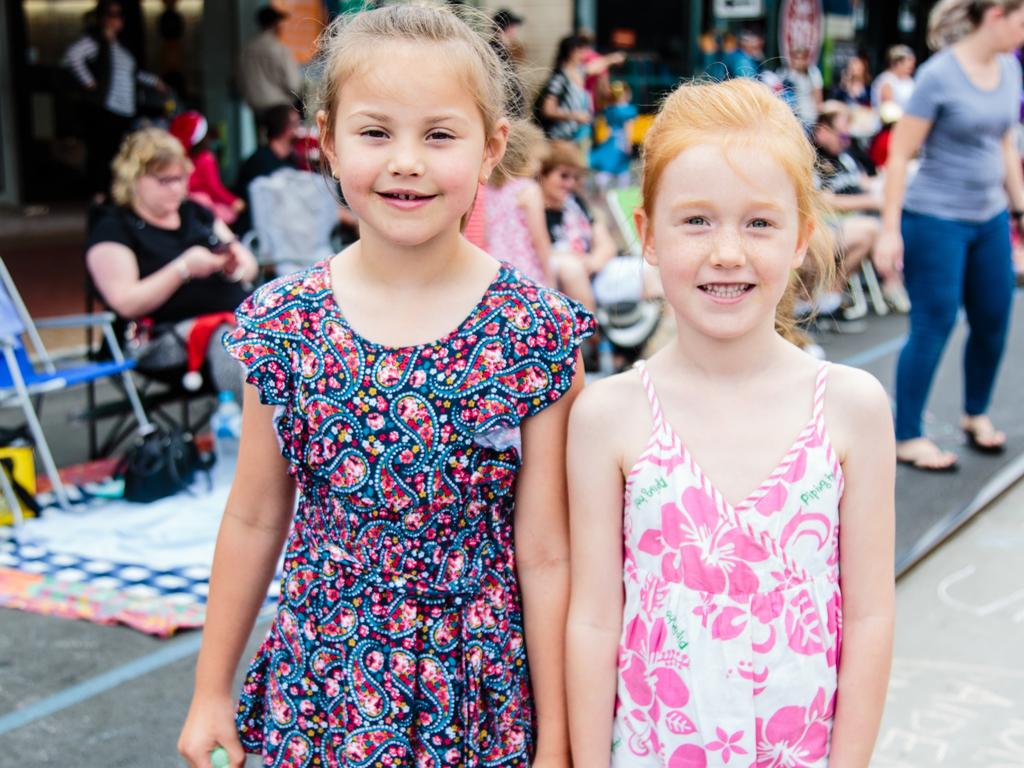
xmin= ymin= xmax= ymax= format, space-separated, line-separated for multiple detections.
xmin=223 ymin=276 xmax=302 ymax=406
xmin=514 ymin=285 xmax=596 ymax=420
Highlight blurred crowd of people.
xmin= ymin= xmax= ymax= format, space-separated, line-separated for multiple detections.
xmin=69 ymin=1 xmax=1024 ymax=381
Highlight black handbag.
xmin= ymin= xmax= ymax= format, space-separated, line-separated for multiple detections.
xmin=118 ymin=428 xmax=210 ymax=503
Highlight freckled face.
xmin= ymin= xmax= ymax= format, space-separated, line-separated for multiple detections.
xmin=636 ymin=143 xmax=808 ymax=342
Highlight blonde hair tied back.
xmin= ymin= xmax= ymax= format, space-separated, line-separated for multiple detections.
xmin=110 ymin=128 xmax=191 ymax=206
xmin=638 ymin=78 xmax=837 ymax=346
xmin=313 ymin=2 xmax=517 ymax=150
xmin=928 ymin=0 xmax=1024 ymax=49
xmin=490 ymin=119 xmax=547 ymax=186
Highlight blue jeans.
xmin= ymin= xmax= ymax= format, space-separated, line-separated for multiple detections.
xmin=895 ymin=210 xmax=1014 ymax=441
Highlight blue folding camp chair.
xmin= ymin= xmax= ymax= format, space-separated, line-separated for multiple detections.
xmin=0 ymin=258 xmax=153 ymax=515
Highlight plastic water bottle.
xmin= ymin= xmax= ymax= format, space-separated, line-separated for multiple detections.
xmin=210 ymin=390 xmax=242 ymax=487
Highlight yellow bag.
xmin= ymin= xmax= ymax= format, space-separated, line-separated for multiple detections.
xmin=0 ymin=446 xmax=38 ymax=525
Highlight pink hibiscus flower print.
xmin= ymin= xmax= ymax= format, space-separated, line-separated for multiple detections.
xmin=755 ymin=687 xmax=834 ymax=767
xmin=619 ymin=616 xmax=696 ymax=737
xmin=638 ymin=487 xmax=768 ymax=598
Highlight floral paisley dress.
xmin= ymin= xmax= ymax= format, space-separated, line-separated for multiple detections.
xmin=224 ymin=260 xmax=594 ymax=768
xmin=613 ymin=362 xmax=843 ymax=768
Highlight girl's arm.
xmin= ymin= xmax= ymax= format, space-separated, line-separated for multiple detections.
xmin=515 ymin=361 xmax=585 ymax=766
xmin=566 ymin=380 xmax=625 ymax=767
xmin=875 ymin=114 xmax=931 ymax=275
xmin=827 ymin=367 xmax=896 ymax=768
xmin=518 ymin=182 xmax=555 ymax=285
xmin=86 ymin=240 xmax=228 ymax=319
xmin=1001 ymin=130 xmax=1024 ymax=213
xmin=178 ymin=386 xmax=297 ymax=768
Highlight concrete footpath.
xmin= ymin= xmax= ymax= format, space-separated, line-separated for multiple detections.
xmin=0 ymin=479 xmax=1020 ymax=767
xmin=873 ymin=478 xmax=1024 ymax=768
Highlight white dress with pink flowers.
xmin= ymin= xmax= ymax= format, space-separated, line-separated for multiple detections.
xmin=613 ymin=362 xmax=843 ymax=768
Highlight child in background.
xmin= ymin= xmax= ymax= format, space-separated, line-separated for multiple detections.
xmin=485 ymin=120 xmax=553 ymax=284
xmin=590 ymin=80 xmax=637 ymax=191
xmin=566 ymin=78 xmax=895 ymax=766
xmin=169 ymin=110 xmax=245 ymax=226
xmin=177 ymin=6 xmax=594 ymax=768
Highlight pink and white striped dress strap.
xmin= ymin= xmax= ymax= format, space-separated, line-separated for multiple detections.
xmin=811 ymin=362 xmax=830 ymax=434
xmin=633 ymin=360 xmax=665 ymax=432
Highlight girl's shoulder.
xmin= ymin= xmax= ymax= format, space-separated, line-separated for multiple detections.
xmin=511 ymin=177 xmax=541 ymax=202
xmin=822 ymin=362 xmax=888 ymax=408
xmin=568 ymin=366 xmax=653 ymax=470
xmin=821 ymin=362 xmax=892 ymax=461
xmin=571 ymin=366 xmax=646 ymax=427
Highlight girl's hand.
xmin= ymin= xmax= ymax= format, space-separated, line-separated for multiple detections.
xmin=180 ymin=246 xmax=229 ymax=279
xmin=177 ymin=692 xmax=245 ymax=767
xmin=872 ymin=230 xmax=903 ymax=278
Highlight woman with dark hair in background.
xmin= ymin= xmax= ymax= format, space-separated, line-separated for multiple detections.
xmin=833 ymin=54 xmax=872 ymax=106
xmin=876 ymin=0 xmax=1024 ymax=471
xmin=536 ymin=35 xmax=593 ymax=151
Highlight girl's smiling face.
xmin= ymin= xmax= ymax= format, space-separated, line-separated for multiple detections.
xmin=636 ymin=142 xmax=809 ymax=342
xmin=321 ymin=42 xmax=507 ymax=250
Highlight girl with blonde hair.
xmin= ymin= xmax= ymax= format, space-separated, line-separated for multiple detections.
xmin=177 ymin=4 xmax=593 ymax=767
xmin=567 ymin=77 xmax=895 ymax=766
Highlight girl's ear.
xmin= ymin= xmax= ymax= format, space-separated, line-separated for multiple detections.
xmin=634 ymin=206 xmax=657 ymax=266
xmin=792 ymin=218 xmax=813 ymax=270
xmin=316 ymin=109 xmax=340 ymax=178
xmin=480 ymin=119 xmax=510 ymax=184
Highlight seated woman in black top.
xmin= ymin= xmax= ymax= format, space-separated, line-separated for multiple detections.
xmin=86 ymin=128 xmax=258 ymax=401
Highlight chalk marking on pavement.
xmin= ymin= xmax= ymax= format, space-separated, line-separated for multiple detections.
xmin=837 ymin=334 xmax=906 ymax=369
xmin=936 ymin=564 xmax=1024 ymax=619
xmin=0 ymin=607 xmax=274 ymax=736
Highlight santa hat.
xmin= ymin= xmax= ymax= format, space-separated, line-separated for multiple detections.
xmin=169 ymin=111 xmax=208 ymax=152
xmin=182 ymin=312 xmax=236 ymax=391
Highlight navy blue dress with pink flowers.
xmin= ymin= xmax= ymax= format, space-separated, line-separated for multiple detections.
xmin=224 ymin=260 xmax=594 ymax=768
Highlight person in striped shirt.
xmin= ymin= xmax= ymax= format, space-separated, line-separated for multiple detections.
xmin=62 ymin=1 xmax=166 ymax=202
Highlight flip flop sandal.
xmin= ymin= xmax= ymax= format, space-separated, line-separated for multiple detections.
xmin=897 ymin=455 xmax=959 ymax=473
xmin=962 ymin=426 xmax=1006 ymax=455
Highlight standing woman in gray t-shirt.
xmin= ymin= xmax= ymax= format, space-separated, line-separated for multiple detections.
xmin=876 ymin=0 xmax=1024 ymax=471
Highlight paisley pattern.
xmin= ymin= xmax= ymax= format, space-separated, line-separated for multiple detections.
xmin=613 ymin=362 xmax=843 ymax=768
xmin=224 ymin=260 xmax=594 ymax=767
